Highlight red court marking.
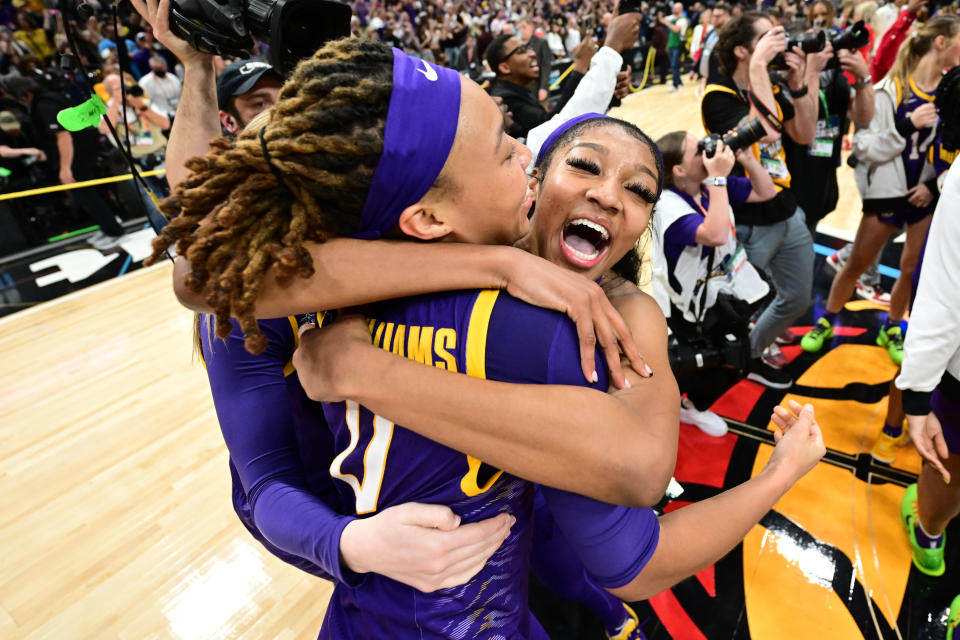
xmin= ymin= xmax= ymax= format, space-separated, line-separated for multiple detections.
xmin=673 ymin=424 xmax=738 ymax=489
xmin=649 ymin=588 xmax=710 ymax=640
xmin=781 ymin=345 xmax=803 ymax=364
xmin=709 ymin=379 xmax=766 ymax=422
xmin=791 ymin=326 xmax=867 ymax=337
xmin=695 ymin=565 xmax=716 ymax=598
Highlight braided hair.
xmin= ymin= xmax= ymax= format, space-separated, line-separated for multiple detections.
xmin=147 ymin=38 xmax=394 ymax=353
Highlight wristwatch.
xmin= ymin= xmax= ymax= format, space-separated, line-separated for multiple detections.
xmin=855 ymin=76 xmax=873 ymax=89
xmin=703 ymin=176 xmax=727 ymax=187
xmin=789 ymin=84 xmax=809 ymax=98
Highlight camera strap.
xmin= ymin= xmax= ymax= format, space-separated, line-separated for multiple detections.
xmin=746 ymin=91 xmax=783 ymax=133
xmin=695 ymin=248 xmax=716 ymax=333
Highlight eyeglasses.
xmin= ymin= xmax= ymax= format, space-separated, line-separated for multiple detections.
xmin=502 ymin=43 xmax=531 ymax=62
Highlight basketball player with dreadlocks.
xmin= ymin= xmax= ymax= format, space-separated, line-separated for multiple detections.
xmin=133 ymin=0 xmax=660 ymax=594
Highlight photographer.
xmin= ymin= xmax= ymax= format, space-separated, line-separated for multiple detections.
xmin=784 ymin=38 xmax=875 ymax=234
xmin=653 ymin=131 xmax=777 ymax=433
xmin=701 ymin=12 xmax=819 ymax=387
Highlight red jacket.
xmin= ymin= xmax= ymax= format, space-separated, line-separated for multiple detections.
xmin=870 ymin=9 xmax=917 ymax=82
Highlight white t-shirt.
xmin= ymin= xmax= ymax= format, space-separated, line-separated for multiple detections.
xmin=138 ymin=72 xmax=182 ymax=119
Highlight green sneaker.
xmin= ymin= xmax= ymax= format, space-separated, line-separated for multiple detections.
xmin=947 ymin=594 xmax=959 ymax=640
xmin=901 ymin=483 xmax=946 ymax=577
xmin=877 ymin=325 xmax=904 ymax=366
xmin=801 ymin=317 xmax=834 ymax=353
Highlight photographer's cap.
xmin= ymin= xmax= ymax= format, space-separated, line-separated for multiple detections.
xmin=0 ymin=110 xmax=20 ymax=133
xmin=216 ymin=60 xmax=281 ymax=111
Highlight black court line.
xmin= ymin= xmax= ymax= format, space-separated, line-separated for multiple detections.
xmin=723 ymin=418 xmax=918 ymax=488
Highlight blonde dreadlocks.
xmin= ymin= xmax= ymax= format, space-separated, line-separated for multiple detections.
xmin=148 ymin=38 xmax=394 ymax=353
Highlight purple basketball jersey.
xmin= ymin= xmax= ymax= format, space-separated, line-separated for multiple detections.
xmin=896 ymin=78 xmax=937 ymax=189
xmin=319 ymin=289 xmax=607 ymax=639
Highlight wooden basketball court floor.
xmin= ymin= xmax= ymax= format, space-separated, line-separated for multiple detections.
xmin=1 ymin=82 xmax=956 ymax=639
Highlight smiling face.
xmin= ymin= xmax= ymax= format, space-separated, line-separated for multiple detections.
xmin=528 ymin=123 xmax=660 ymax=280
xmin=498 ymin=36 xmax=540 ymax=82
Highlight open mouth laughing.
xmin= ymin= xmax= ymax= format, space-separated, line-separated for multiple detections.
xmin=561 ymin=217 xmax=611 ymax=268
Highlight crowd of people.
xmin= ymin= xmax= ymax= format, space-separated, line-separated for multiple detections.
xmin=2 ymin=0 xmax=959 ymax=635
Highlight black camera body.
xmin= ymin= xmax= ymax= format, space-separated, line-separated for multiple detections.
xmin=697 ymin=117 xmax=767 ymax=158
xmin=770 ymin=30 xmax=825 ymax=70
xmin=668 ymin=332 xmax=750 ymax=378
xmin=825 ymin=21 xmax=870 ymax=70
xmin=167 ymin=0 xmax=352 ymax=75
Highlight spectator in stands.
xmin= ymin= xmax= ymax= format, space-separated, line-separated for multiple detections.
xmin=139 ymin=55 xmax=181 ymax=122
xmin=101 ymin=72 xmax=170 ymax=168
xmin=702 ymin=12 xmax=819 ymax=388
xmin=517 ymin=16 xmax=553 ymax=102
xmin=455 ymin=30 xmax=483 ymax=81
xmin=14 ymin=10 xmax=54 ymax=64
xmin=488 ymin=14 xmax=639 ymax=139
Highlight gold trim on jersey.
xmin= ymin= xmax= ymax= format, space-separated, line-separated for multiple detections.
xmin=282 ymin=316 xmax=299 ymax=377
xmin=461 ymin=290 xmax=505 ymax=497
xmin=908 ymin=76 xmax=935 ymax=103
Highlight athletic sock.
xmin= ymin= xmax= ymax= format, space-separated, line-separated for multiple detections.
xmin=822 ymin=312 xmax=838 ymax=325
xmin=915 ymin=520 xmax=944 ymax=549
xmin=883 ymin=317 xmax=899 ymax=332
xmin=882 ymin=423 xmax=903 ymax=438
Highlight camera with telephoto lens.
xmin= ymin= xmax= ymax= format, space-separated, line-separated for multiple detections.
xmin=71 ymin=0 xmax=351 ymax=76
xmin=769 ymin=30 xmax=825 ymax=69
xmin=668 ymin=332 xmax=750 ymax=378
xmin=824 ymin=21 xmax=870 ymax=70
xmin=696 ymin=118 xmax=767 ymax=158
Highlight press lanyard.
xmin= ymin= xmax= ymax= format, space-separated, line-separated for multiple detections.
xmin=818 ymin=89 xmax=829 ymax=117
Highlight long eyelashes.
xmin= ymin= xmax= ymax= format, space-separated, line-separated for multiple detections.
xmin=567 ymin=157 xmax=600 ymax=174
xmin=566 ymin=156 xmax=657 ymax=204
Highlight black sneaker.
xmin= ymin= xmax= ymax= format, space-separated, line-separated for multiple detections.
xmin=747 ymin=358 xmax=794 ymax=389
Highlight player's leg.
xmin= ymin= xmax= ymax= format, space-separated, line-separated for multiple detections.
xmin=802 ymin=213 xmax=893 ymax=353
xmin=902 ymin=390 xmax=960 ymax=577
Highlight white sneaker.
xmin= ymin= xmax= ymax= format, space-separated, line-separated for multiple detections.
xmin=826 ymin=251 xmax=845 ymax=273
xmin=856 ymin=281 xmax=891 ymax=306
xmin=667 ymin=85 xmax=679 ymax=93
xmin=679 ymin=406 xmax=728 ymax=437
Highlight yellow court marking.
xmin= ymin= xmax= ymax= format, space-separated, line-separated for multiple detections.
xmin=744 ymin=445 xmax=913 ymax=639
xmin=845 ymin=300 xmax=890 ymax=313
xmin=796 ymin=344 xmax=899 ymax=389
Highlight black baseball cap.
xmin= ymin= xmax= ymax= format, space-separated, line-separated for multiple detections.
xmin=216 ymin=59 xmax=282 ymax=111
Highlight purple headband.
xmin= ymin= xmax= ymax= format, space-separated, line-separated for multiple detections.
xmin=357 ymin=49 xmax=462 ymax=239
xmin=535 ymin=112 xmax=608 ymax=166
